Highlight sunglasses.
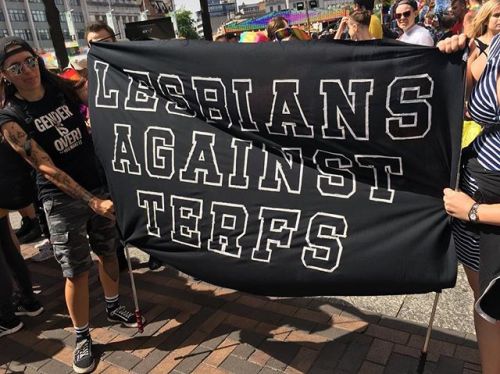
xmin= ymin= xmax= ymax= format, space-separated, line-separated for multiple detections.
xmin=3 ymin=56 xmax=39 ymax=76
xmin=395 ymin=10 xmax=413 ymax=19
xmin=87 ymin=32 xmax=120 ymax=48
xmin=275 ymin=27 xmax=311 ymax=41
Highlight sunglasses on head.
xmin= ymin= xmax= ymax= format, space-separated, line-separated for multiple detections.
xmin=395 ymin=10 xmax=412 ymax=19
xmin=3 ymin=56 xmax=38 ymax=76
xmin=275 ymin=27 xmax=311 ymax=41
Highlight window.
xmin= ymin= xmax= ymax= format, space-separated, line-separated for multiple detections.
xmin=62 ymin=29 xmax=71 ymax=40
xmin=69 ymin=0 xmax=80 ymax=5
xmin=60 ymin=13 xmax=67 ymax=22
xmin=31 ymin=10 xmax=47 ymax=22
xmin=13 ymin=29 xmax=33 ymax=40
xmin=0 ymin=30 xmax=8 ymax=38
xmin=0 ymin=11 xmax=4 ymax=22
xmin=9 ymin=9 xmax=28 ymax=22
xmin=29 ymin=0 xmax=42 ymax=3
xmin=37 ymin=29 xmax=50 ymax=40
xmin=55 ymin=0 xmax=64 ymax=5
xmin=270 ymin=6 xmax=273 ymax=11
xmin=73 ymin=12 xmax=85 ymax=23
xmin=77 ymin=30 xmax=85 ymax=39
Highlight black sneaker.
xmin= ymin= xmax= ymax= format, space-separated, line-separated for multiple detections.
xmin=16 ymin=217 xmax=42 ymax=244
xmin=0 ymin=316 xmax=23 ymax=338
xmin=14 ymin=296 xmax=44 ymax=317
xmin=107 ymin=305 xmax=146 ymax=328
xmin=73 ymin=336 xmax=95 ymax=374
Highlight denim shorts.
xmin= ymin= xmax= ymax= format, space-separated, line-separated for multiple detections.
xmin=43 ymin=188 xmax=117 ymax=278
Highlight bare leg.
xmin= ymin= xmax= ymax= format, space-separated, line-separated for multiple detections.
xmin=97 ymin=255 xmax=119 ymax=298
xmin=65 ymin=272 xmax=89 ymax=328
xmin=464 ymin=265 xmax=500 ymax=374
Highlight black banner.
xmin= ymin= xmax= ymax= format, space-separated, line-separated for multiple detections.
xmin=88 ymin=39 xmax=464 ymax=296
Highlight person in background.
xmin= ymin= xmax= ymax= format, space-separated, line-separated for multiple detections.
xmin=334 ymin=10 xmax=375 ymax=40
xmin=465 ymin=0 xmax=500 ymax=97
xmin=450 ymin=0 xmax=468 ymax=34
xmin=433 ymin=11 xmax=458 ymax=42
xmin=14 ymin=205 xmax=42 ymax=244
xmin=0 ymin=36 xmax=143 ymax=372
xmin=465 ymin=0 xmax=483 ymax=35
xmin=85 ymin=22 xmax=164 ymax=271
xmin=266 ymin=16 xmax=289 ymax=41
xmin=394 ymin=0 xmax=435 ymax=46
xmin=438 ymin=30 xmax=500 ymax=374
xmin=0 ymin=123 xmax=44 ymax=336
xmin=353 ymin=0 xmax=384 ymax=39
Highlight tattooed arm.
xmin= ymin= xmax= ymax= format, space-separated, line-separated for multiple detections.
xmin=1 ymin=121 xmax=115 ymax=220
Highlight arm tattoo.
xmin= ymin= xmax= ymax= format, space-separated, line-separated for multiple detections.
xmin=2 ymin=121 xmax=95 ymax=203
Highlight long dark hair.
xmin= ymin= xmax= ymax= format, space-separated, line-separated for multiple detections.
xmin=1 ymin=55 xmax=82 ymax=108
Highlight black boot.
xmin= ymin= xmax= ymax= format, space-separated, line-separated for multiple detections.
xmin=0 ymin=302 xmax=23 ymax=338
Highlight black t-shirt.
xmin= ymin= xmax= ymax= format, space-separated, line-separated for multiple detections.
xmin=0 ymin=84 xmax=103 ymax=201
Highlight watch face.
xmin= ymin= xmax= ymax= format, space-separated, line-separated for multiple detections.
xmin=470 ymin=212 xmax=477 ymax=221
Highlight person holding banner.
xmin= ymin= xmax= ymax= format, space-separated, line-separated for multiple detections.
xmin=85 ymin=21 xmax=164 ymax=272
xmin=0 ymin=36 xmax=143 ymax=373
xmin=438 ymin=30 xmax=500 ymax=374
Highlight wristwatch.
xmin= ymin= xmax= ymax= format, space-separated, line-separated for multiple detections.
xmin=468 ymin=203 xmax=480 ymax=223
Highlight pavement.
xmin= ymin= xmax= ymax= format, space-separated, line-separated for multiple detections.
xmin=0 ymin=213 xmax=480 ymax=374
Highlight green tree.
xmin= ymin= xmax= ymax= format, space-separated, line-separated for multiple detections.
xmin=175 ymin=10 xmax=200 ymax=40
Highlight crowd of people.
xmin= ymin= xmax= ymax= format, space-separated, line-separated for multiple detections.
xmin=0 ymin=0 xmax=498 ymax=372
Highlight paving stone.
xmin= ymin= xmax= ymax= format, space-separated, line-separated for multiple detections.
xmin=105 ymin=350 xmax=142 ymax=371
xmin=454 ymin=346 xmax=480 ymax=365
xmin=365 ymin=324 xmax=409 ymax=345
xmin=258 ymin=367 xmax=280 ymax=374
xmin=22 ymin=350 xmax=51 ymax=371
xmin=173 ymin=345 xmax=211 ymax=373
xmin=379 ymin=316 xmax=428 ymax=336
xmin=0 ymin=339 xmax=32 ymax=363
xmin=286 ymin=346 xmax=319 ymax=373
xmin=37 ymin=358 xmax=73 ymax=374
xmin=41 ymin=327 xmax=71 ymax=341
xmin=231 ymin=343 xmax=257 ymax=360
xmin=220 ymin=355 xmax=261 ymax=374
xmin=434 ymin=355 xmax=464 ymax=374
xmin=358 ymin=361 xmax=385 ymax=374
xmin=365 ymin=338 xmax=393 ymax=365
xmin=336 ymin=334 xmax=372 ymax=373
xmin=384 ymin=352 xmax=419 ymax=374
xmin=259 ymin=339 xmax=300 ymax=371
xmin=314 ymin=325 xmax=352 ymax=340
xmin=131 ymin=347 xmax=170 ymax=374
xmin=308 ymin=341 xmax=347 ymax=372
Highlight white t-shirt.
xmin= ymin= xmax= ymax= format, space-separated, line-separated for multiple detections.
xmin=398 ymin=24 xmax=434 ymax=47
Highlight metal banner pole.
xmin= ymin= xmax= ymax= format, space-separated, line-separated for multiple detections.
xmin=124 ymin=244 xmax=145 ymax=333
xmin=417 ymin=292 xmax=441 ymax=374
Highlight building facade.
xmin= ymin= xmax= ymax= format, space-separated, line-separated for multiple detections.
xmin=0 ymin=0 xmax=141 ymax=52
xmin=196 ymin=0 xmax=236 ymax=39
